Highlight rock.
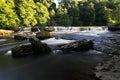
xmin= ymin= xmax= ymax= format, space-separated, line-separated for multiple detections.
xmin=94 ymin=43 xmax=120 ymax=55
xmin=36 ymin=31 xmax=51 ymax=40
xmin=12 ymin=45 xmax=33 ymax=57
xmin=14 ymin=35 xmax=27 ymax=40
xmin=108 ymin=25 xmax=120 ymax=31
xmin=58 ymin=39 xmax=94 ymax=52
xmin=29 ymin=38 xmax=52 ymax=55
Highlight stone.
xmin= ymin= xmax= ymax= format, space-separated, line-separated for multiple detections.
xmin=36 ymin=31 xmax=51 ymax=40
xmin=14 ymin=35 xmax=27 ymax=40
xmin=12 ymin=45 xmax=33 ymax=57
xmin=29 ymin=38 xmax=52 ymax=55
xmin=108 ymin=25 xmax=120 ymax=31
xmin=58 ymin=39 xmax=94 ymax=52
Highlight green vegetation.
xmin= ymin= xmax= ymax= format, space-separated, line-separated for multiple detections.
xmin=0 ymin=0 xmax=120 ymax=30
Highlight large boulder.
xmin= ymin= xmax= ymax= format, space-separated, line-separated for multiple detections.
xmin=12 ymin=45 xmax=33 ymax=57
xmin=29 ymin=38 xmax=52 ymax=55
xmin=36 ymin=31 xmax=51 ymax=40
xmin=58 ymin=39 xmax=94 ymax=52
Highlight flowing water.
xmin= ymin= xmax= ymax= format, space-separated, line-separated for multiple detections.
xmin=0 ymin=26 xmax=120 ymax=80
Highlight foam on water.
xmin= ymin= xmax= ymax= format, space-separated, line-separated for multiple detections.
xmin=4 ymin=50 xmax=12 ymax=55
xmin=41 ymin=38 xmax=75 ymax=45
xmin=0 ymin=39 xmax=7 ymax=42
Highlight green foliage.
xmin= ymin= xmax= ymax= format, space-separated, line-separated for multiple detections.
xmin=0 ymin=0 xmax=20 ymax=30
xmin=55 ymin=6 xmax=72 ymax=26
xmin=0 ymin=0 xmax=120 ymax=29
xmin=16 ymin=0 xmax=37 ymax=27
xmin=35 ymin=2 xmax=50 ymax=26
xmin=94 ymin=2 xmax=109 ymax=25
xmin=79 ymin=2 xmax=95 ymax=26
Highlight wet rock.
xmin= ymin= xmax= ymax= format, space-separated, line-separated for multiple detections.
xmin=94 ymin=43 xmax=120 ymax=55
xmin=108 ymin=25 xmax=120 ymax=31
xmin=58 ymin=39 xmax=94 ymax=52
xmin=14 ymin=35 xmax=27 ymax=40
xmin=29 ymin=38 xmax=52 ymax=55
xmin=12 ymin=45 xmax=33 ymax=57
xmin=36 ymin=31 xmax=52 ymax=40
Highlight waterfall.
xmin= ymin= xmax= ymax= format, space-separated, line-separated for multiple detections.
xmin=52 ymin=26 xmax=108 ymax=32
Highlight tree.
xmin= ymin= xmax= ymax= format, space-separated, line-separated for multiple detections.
xmin=94 ymin=2 xmax=109 ymax=25
xmin=79 ymin=2 xmax=95 ymax=26
xmin=55 ymin=6 xmax=71 ymax=26
xmin=0 ymin=0 xmax=20 ymax=30
xmin=35 ymin=2 xmax=50 ymax=26
xmin=47 ymin=9 xmax=56 ymax=26
xmin=68 ymin=0 xmax=81 ymax=26
xmin=16 ymin=0 xmax=37 ymax=27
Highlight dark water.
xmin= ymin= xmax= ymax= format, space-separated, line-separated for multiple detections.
xmin=0 ymin=50 xmax=105 ymax=80
xmin=0 ymin=27 xmax=120 ymax=80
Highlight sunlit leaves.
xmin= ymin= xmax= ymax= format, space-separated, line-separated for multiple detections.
xmin=35 ymin=2 xmax=49 ymax=26
xmin=18 ymin=0 xmax=37 ymax=27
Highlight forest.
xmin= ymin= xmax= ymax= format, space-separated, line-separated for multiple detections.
xmin=0 ymin=0 xmax=120 ymax=30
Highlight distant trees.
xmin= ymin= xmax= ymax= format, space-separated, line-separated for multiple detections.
xmin=0 ymin=0 xmax=120 ymax=30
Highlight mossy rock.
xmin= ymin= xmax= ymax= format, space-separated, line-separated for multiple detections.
xmin=12 ymin=45 xmax=33 ymax=57
xmin=58 ymin=39 xmax=94 ymax=52
xmin=29 ymin=38 xmax=52 ymax=55
xmin=36 ymin=31 xmax=51 ymax=40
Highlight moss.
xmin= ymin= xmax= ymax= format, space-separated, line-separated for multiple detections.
xmin=29 ymin=38 xmax=51 ymax=55
xmin=58 ymin=39 xmax=94 ymax=52
xmin=12 ymin=45 xmax=33 ymax=57
xmin=36 ymin=31 xmax=51 ymax=40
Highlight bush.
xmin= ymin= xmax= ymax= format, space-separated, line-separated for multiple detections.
xmin=36 ymin=31 xmax=51 ymax=40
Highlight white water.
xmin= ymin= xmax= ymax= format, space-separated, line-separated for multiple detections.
xmin=4 ymin=50 xmax=12 ymax=55
xmin=0 ymin=39 xmax=7 ymax=42
xmin=53 ymin=26 xmax=108 ymax=32
xmin=41 ymin=38 xmax=75 ymax=45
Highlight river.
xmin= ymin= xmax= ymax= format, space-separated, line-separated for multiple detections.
xmin=0 ymin=27 xmax=120 ymax=80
